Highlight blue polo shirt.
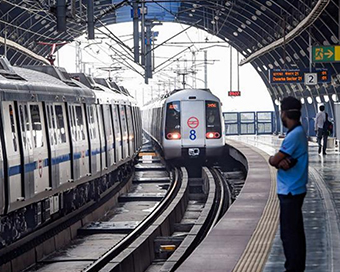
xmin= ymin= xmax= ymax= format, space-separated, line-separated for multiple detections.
xmin=277 ymin=124 xmax=308 ymax=195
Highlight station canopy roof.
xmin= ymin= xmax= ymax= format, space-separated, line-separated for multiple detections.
xmin=1 ymin=0 xmax=340 ymax=103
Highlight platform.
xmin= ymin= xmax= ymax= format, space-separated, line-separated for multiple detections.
xmin=177 ymin=135 xmax=340 ymax=272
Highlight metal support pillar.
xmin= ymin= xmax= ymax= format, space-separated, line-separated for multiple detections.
xmin=56 ymin=0 xmax=66 ymax=32
xmin=230 ymin=46 xmax=232 ymax=93
xmin=133 ymin=1 xmax=140 ymax=63
xmin=237 ymin=51 xmax=240 ymax=92
xmin=141 ymin=1 xmax=146 ymax=66
xmin=145 ymin=22 xmax=153 ymax=81
xmin=309 ymin=27 xmax=312 ymax=72
xmin=87 ymin=0 xmax=95 ymax=39
xmin=204 ymin=50 xmax=207 ymax=88
xmin=75 ymin=41 xmax=82 ymax=72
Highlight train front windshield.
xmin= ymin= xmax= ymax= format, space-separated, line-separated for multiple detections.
xmin=206 ymin=101 xmax=221 ymax=139
xmin=165 ymin=101 xmax=181 ymax=140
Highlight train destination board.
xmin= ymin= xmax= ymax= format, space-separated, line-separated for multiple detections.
xmin=228 ymin=91 xmax=241 ymax=96
xmin=269 ymin=68 xmax=330 ymax=84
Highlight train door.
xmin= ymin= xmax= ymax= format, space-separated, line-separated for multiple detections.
xmin=181 ymin=101 xmax=205 ymax=147
xmin=28 ymin=103 xmax=49 ymax=194
xmin=125 ymin=105 xmax=134 ymax=156
xmin=51 ymin=103 xmax=71 ymax=185
xmin=0 ymin=124 xmax=4 ymax=215
xmin=96 ymin=105 xmax=106 ymax=171
xmin=131 ymin=107 xmax=138 ymax=152
xmin=118 ymin=104 xmax=129 ymax=159
xmin=75 ymin=104 xmax=90 ymax=179
xmin=87 ymin=104 xmax=100 ymax=175
xmin=137 ymin=109 xmax=142 ymax=147
xmin=69 ymin=104 xmax=89 ymax=181
xmin=46 ymin=104 xmax=58 ymax=188
xmin=111 ymin=104 xmax=122 ymax=163
xmin=17 ymin=103 xmax=35 ymax=199
xmin=102 ymin=104 xmax=115 ymax=167
xmin=1 ymin=102 xmax=19 ymax=212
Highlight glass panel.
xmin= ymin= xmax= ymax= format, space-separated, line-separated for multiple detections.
xmin=165 ymin=101 xmax=180 ymax=138
xmin=206 ymin=101 xmax=221 ymax=136
xmin=50 ymin=105 xmax=57 ymax=145
xmin=75 ymin=105 xmax=85 ymax=140
xmin=55 ymin=105 xmax=66 ymax=143
xmin=223 ymin=112 xmax=238 ymax=122
xmin=9 ymin=105 xmax=18 ymax=152
xmin=30 ymin=105 xmax=43 ymax=147
xmin=240 ymin=112 xmax=255 ymax=122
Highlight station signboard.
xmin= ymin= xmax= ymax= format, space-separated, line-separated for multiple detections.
xmin=228 ymin=91 xmax=241 ymax=96
xmin=268 ymin=68 xmax=330 ymax=84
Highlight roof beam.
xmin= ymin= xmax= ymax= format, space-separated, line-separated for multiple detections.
xmin=0 ymin=36 xmax=49 ymax=65
xmin=239 ymin=0 xmax=330 ymax=66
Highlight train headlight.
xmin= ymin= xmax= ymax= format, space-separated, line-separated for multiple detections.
xmin=166 ymin=132 xmax=181 ymax=140
xmin=206 ymin=132 xmax=220 ymax=139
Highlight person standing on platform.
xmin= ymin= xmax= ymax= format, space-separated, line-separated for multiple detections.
xmin=315 ymin=105 xmax=326 ymax=155
xmin=269 ymin=96 xmax=308 ymax=272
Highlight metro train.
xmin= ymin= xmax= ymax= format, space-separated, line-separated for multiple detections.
xmin=142 ymin=88 xmax=225 ymax=162
xmin=0 ymin=56 xmax=142 ymax=248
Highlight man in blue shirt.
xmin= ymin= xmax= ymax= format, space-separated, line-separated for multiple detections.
xmin=269 ymin=96 xmax=308 ymax=272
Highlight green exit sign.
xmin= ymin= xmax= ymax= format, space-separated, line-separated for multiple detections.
xmin=313 ymin=46 xmax=340 ymax=62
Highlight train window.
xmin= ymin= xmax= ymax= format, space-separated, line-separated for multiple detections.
xmin=87 ymin=105 xmax=97 ymax=140
xmin=55 ymin=105 xmax=67 ymax=143
xmin=69 ymin=105 xmax=76 ymax=141
xmin=75 ymin=106 xmax=85 ymax=140
xmin=9 ymin=105 xmax=18 ymax=152
xmin=19 ymin=104 xmax=32 ymax=149
xmin=205 ymin=101 xmax=221 ymax=139
xmin=46 ymin=106 xmax=53 ymax=145
xmin=50 ymin=105 xmax=57 ymax=145
xmin=104 ymin=105 xmax=113 ymax=137
xmin=30 ymin=105 xmax=43 ymax=148
xmin=120 ymin=105 xmax=128 ymax=137
xmin=165 ymin=101 xmax=181 ymax=140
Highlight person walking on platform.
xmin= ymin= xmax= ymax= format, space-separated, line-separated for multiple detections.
xmin=269 ymin=96 xmax=308 ymax=272
xmin=315 ymin=105 xmax=326 ymax=155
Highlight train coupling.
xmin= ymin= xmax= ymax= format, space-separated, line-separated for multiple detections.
xmin=188 ymin=148 xmax=200 ymax=157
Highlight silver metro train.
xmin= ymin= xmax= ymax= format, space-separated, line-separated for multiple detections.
xmin=0 ymin=56 xmax=142 ymax=248
xmin=142 ymin=88 xmax=225 ymax=161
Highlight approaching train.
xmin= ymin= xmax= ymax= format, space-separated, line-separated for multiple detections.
xmin=0 ymin=56 xmax=142 ymax=248
xmin=142 ymin=88 xmax=225 ymax=161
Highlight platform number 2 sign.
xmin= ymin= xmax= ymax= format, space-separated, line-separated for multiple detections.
xmin=304 ymin=73 xmax=317 ymax=85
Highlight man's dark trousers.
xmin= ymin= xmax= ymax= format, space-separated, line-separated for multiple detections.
xmin=278 ymin=193 xmax=306 ymax=272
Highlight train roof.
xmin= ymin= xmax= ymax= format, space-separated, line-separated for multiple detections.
xmin=165 ymin=89 xmax=220 ymax=103
xmin=0 ymin=57 xmax=95 ymax=103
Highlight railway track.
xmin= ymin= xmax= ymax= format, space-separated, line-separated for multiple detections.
xmin=2 ymin=143 xmax=245 ymax=272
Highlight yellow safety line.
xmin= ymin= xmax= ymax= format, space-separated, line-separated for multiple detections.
xmin=233 ymin=147 xmax=279 ymax=272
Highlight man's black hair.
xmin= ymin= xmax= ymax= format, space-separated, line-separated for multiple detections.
xmin=281 ymin=96 xmax=301 ymax=120
xmin=319 ymin=105 xmax=325 ymax=111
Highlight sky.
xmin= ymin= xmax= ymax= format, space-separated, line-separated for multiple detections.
xmin=58 ymin=22 xmax=274 ymax=112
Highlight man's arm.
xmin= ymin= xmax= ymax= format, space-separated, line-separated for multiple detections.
xmin=269 ymin=151 xmax=291 ymax=170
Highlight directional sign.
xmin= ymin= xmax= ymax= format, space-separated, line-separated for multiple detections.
xmin=313 ymin=46 xmax=340 ymax=62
